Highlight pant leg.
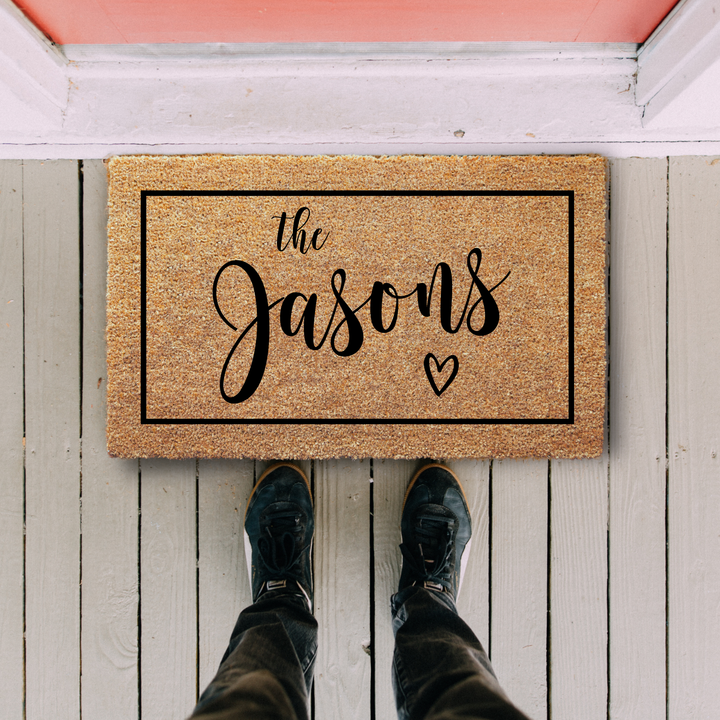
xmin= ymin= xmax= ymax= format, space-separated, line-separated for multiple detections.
xmin=391 ymin=587 xmax=531 ymax=720
xmin=190 ymin=591 xmax=318 ymax=720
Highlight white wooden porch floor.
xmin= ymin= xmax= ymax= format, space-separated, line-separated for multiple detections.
xmin=1 ymin=157 xmax=719 ymax=720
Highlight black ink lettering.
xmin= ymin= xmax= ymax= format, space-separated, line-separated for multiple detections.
xmin=281 ymin=290 xmax=335 ymax=352
xmin=273 ymin=212 xmax=290 ymax=251
xmin=301 ymin=295 xmax=333 ymax=350
xmin=311 ymin=227 xmax=329 ymax=250
xmin=330 ymin=269 xmax=364 ymax=356
xmin=213 ymin=247 xmax=509 ymax=404
xmin=416 ymin=262 xmax=465 ymax=333
xmin=292 ymin=206 xmax=311 ymax=252
xmin=280 ymin=292 xmax=310 ymax=337
xmin=370 ymin=281 xmax=400 ymax=333
xmin=275 ymin=207 xmax=329 ymax=253
xmin=465 ymin=249 xmax=510 ymax=336
xmin=213 ymin=260 xmax=272 ymax=403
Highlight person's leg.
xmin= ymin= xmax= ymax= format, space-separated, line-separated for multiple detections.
xmin=391 ymin=464 xmax=531 ymax=720
xmin=190 ymin=463 xmax=317 ymax=720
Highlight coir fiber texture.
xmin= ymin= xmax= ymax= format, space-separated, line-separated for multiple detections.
xmin=106 ymin=154 xmax=607 ymax=459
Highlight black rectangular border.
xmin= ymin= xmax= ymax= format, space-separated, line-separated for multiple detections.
xmin=140 ymin=190 xmax=575 ymax=425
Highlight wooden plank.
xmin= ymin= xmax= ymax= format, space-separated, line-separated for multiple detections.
xmin=608 ymin=157 xmax=667 ymax=720
xmin=140 ymin=459 xmax=197 ymax=720
xmin=449 ymin=460 xmax=491 ymax=652
xmin=491 ymin=459 xmax=548 ymax=720
xmin=550 ymin=456 xmax=608 ymax=720
xmin=80 ymin=159 xmax=140 ymax=720
xmin=372 ymin=458 xmax=415 ymax=720
xmin=23 ymin=160 xmax=81 ymax=720
xmin=314 ymin=459 xmax=371 ymax=720
xmin=0 ymin=160 xmax=24 ymax=719
xmin=197 ymin=459 xmax=254 ymax=692
xmin=668 ymin=156 xmax=720 ymax=718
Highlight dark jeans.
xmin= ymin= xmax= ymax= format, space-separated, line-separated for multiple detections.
xmin=190 ymin=587 xmax=530 ymax=720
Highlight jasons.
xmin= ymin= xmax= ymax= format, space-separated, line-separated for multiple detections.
xmin=212 ymin=248 xmax=510 ymax=403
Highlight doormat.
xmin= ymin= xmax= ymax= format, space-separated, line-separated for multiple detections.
xmin=106 ymin=155 xmax=607 ymax=459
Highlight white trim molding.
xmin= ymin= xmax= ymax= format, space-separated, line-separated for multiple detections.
xmin=0 ymin=0 xmax=67 ymax=132
xmin=4 ymin=39 xmax=664 ymax=157
xmin=0 ymin=0 xmax=720 ymax=159
xmin=637 ymin=0 xmax=720 ymax=127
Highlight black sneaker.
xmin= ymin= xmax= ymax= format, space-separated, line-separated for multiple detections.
xmin=398 ymin=463 xmax=472 ymax=600
xmin=244 ymin=462 xmax=314 ymax=610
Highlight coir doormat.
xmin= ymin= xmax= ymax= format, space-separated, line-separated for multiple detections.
xmin=106 ymin=155 xmax=607 ymax=459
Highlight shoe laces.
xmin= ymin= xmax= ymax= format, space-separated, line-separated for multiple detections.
xmin=257 ymin=508 xmax=309 ymax=585
xmin=401 ymin=512 xmax=456 ymax=593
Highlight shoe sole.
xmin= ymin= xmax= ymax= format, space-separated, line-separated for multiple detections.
xmin=403 ymin=462 xmax=472 ymax=598
xmin=243 ymin=462 xmax=313 ymax=607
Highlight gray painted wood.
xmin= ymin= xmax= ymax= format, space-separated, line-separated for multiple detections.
xmin=23 ymin=160 xmax=81 ymax=720
xmin=491 ymin=459 xmax=548 ymax=720
xmin=372 ymin=458 xmax=415 ymax=720
xmin=668 ymin=156 xmax=720 ymax=718
xmin=140 ymin=459 xmax=197 ymax=720
xmin=80 ymin=159 xmax=141 ymax=720
xmin=450 ymin=460 xmax=491 ymax=654
xmin=197 ymin=459 xmax=254 ymax=691
xmin=608 ymin=157 xmax=667 ymax=720
xmin=315 ymin=459 xmax=372 ymax=720
xmin=0 ymin=160 xmax=25 ymax=719
xmin=6 ymin=155 xmax=720 ymax=720
xmin=550 ymin=455 xmax=608 ymax=720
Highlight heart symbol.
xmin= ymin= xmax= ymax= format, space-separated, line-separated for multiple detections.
xmin=424 ymin=353 xmax=459 ymax=397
